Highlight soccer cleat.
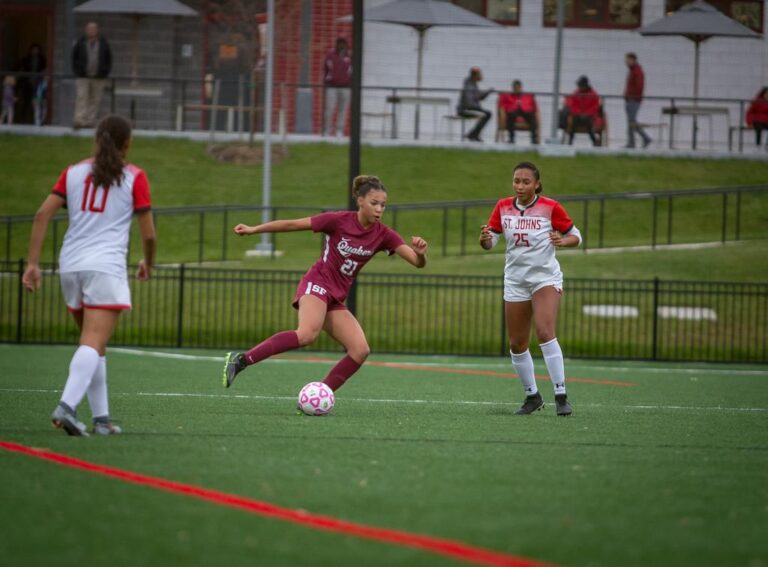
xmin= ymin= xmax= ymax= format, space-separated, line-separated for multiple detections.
xmin=514 ymin=392 xmax=545 ymax=415
xmin=51 ymin=405 xmax=89 ymax=437
xmin=93 ymin=421 xmax=123 ymax=435
xmin=223 ymin=351 xmax=247 ymax=388
xmin=555 ymin=394 xmax=573 ymax=416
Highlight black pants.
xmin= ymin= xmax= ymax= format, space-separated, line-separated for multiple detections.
xmin=506 ymin=110 xmax=537 ymax=143
xmin=568 ymin=115 xmax=598 ymax=146
xmin=754 ymin=122 xmax=768 ymax=145
xmin=460 ymin=109 xmax=491 ymax=140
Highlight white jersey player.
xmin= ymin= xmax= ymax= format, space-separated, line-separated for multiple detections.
xmin=23 ymin=114 xmax=156 ymax=436
xmin=480 ymin=161 xmax=581 ymax=416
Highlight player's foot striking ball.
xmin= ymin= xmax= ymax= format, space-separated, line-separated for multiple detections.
xmin=223 ymin=352 xmax=247 ymax=388
xmin=479 ymin=162 xmax=582 ymax=418
xmin=514 ymin=392 xmax=545 ymax=415
xmin=226 ymin=176 xmax=428 ymax=405
xmin=555 ymin=394 xmax=573 ymax=416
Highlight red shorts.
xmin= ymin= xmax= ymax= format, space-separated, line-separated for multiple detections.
xmin=292 ymin=275 xmax=348 ymax=312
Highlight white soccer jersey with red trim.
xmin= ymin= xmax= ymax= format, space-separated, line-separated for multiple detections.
xmin=53 ymin=159 xmax=151 ymax=277
xmin=487 ymin=195 xmax=576 ymax=286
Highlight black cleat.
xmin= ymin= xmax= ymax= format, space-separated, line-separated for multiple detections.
xmin=555 ymin=394 xmax=573 ymax=416
xmin=514 ymin=392 xmax=545 ymax=415
xmin=223 ymin=352 xmax=247 ymax=388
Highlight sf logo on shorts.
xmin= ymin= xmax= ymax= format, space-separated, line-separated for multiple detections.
xmin=305 ymin=282 xmax=327 ymax=296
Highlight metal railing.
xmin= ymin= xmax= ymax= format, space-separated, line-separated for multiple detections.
xmin=2 ymin=185 xmax=766 ymax=265
xmin=0 ymin=71 xmax=761 ymax=152
xmin=1 ymin=260 xmax=765 ymax=363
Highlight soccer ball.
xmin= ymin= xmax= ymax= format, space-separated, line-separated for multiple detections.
xmin=297 ymin=382 xmax=335 ymax=416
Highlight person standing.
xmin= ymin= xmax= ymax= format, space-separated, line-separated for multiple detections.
xmin=17 ymin=44 xmax=47 ymax=124
xmin=323 ymin=37 xmax=352 ymax=137
xmin=498 ymin=80 xmax=539 ymax=144
xmin=224 ymin=176 xmax=428 ymax=396
xmin=22 ymin=114 xmax=156 ymax=436
xmin=71 ymin=22 xmax=112 ymax=129
xmin=479 ymin=162 xmax=582 ymax=416
xmin=746 ymin=87 xmax=768 ymax=148
xmin=623 ymin=53 xmax=651 ymax=149
xmin=458 ymin=67 xmax=493 ymax=142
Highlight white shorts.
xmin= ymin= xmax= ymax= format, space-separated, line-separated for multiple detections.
xmin=504 ymin=279 xmax=563 ymax=303
xmin=60 ymin=271 xmax=132 ymax=312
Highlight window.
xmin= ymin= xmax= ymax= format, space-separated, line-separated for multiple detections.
xmin=665 ymin=0 xmax=763 ymax=33
xmin=451 ymin=0 xmax=520 ymax=25
xmin=543 ymin=0 xmax=641 ymax=29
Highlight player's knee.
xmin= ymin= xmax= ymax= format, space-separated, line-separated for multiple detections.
xmin=509 ymin=338 xmax=529 ymax=353
xmin=536 ymin=328 xmax=556 ymax=344
xmin=295 ymin=327 xmax=321 ymax=346
xmin=349 ymin=342 xmax=370 ymax=362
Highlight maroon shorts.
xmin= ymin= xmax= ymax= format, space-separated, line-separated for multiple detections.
xmin=292 ymin=274 xmax=348 ymax=312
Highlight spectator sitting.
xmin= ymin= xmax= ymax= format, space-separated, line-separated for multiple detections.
xmin=457 ymin=67 xmax=493 ymax=142
xmin=746 ymin=87 xmax=768 ymax=149
xmin=498 ymin=80 xmax=539 ymax=144
xmin=567 ymin=76 xmax=600 ymax=146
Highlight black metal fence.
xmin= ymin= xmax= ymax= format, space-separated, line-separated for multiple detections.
xmin=3 ymin=185 xmax=767 ymax=266
xmin=2 ymin=260 xmax=765 ymax=363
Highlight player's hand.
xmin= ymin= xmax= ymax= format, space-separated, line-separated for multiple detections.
xmin=22 ymin=264 xmax=41 ymax=292
xmin=549 ymin=230 xmax=564 ymax=247
xmin=136 ymin=259 xmax=151 ymax=281
xmin=411 ymin=236 xmax=428 ymax=255
xmin=234 ymin=224 xmax=257 ymax=236
xmin=479 ymin=224 xmax=494 ymax=247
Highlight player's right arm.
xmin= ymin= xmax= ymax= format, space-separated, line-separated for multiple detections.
xmin=233 ymin=217 xmax=313 ymax=236
xmin=23 ymin=194 xmax=65 ymax=292
xmin=480 ymin=201 xmax=503 ymax=250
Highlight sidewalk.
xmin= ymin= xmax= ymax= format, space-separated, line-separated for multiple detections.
xmin=2 ymin=123 xmax=767 ymax=162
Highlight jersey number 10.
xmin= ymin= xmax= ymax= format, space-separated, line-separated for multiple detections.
xmin=81 ymin=178 xmax=109 ymax=213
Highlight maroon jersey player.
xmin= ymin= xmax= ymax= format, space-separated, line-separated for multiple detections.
xmin=223 ymin=175 xmax=428 ymax=394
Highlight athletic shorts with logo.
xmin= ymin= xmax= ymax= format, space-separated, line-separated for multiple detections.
xmin=60 ymin=271 xmax=132 ymax=312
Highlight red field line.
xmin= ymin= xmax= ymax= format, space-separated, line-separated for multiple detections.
xmin=278 ymin=355 xmax=637 ymax=387
xmin=0 ymin=440 xmax=553 ymax=567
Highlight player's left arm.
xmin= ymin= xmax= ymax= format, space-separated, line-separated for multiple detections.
xmin=395 ymin=236 xmax=428 ymax=268
xmin=549 ymin=202 xmax=582 ymax=248
xmin=23 ymin=194 xmax=65 ymax=291
xmin=233 ymin=217 xmax=313 ymax=235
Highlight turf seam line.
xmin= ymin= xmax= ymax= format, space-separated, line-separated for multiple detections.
xmin=0 ymin=440 xmax=551 ymax=567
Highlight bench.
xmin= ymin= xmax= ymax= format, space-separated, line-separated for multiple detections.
xmin=728 ymin=125 xmax=754 ymax=152
xmin=495 ymin=110 xmax=540 ymax=144
xmin=561 ymin=107 xmax=608 ymax=147
xmin=442 ymin=110 xmax=485 ymax=140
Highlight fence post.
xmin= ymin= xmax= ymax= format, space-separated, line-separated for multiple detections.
xmin=721 ymin=192 xmax=727 ymax=243
xmin=176 ymin=264 xmax=185 ymax=348
xmin=735 ymin=190 xmax=741 ymax=241
xmin=651 ymin=277 xmax=660 ymax=360
xmin=16 ymin=258 xmax=24 ymax=343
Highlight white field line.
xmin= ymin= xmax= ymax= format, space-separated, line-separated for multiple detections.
xmin=107 ymin=347 xmax=768 ymax=376
xmin=1 ymin=388 xmax=766 ymax=413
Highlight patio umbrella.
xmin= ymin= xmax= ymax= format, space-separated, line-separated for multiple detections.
xmin=74 ymin=0 xmax=197 ymax=83
xmin=343 ymin=0 xmax=501 ymax=138
xmin=639 ymin=0 xmax=759 ymax=148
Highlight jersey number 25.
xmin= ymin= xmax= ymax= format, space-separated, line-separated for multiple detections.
xmin=513 ymin=232 xmax=530 ymax=247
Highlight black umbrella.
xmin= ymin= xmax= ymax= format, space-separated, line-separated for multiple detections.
xmin=639 ymin=0 xmax=759 ymax=147
xmin=343 ymin=0 xmax=501 ymax=138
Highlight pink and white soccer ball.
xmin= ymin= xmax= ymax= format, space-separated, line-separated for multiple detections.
xmin=297 ymin=382 xmax=335 ymax=416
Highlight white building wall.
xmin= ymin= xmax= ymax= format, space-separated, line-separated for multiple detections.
xmin=360 ymin=0 xmax=768 ymax=147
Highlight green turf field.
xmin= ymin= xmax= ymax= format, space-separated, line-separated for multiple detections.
xmin=1 ymin=344 xmax=766 ymax=566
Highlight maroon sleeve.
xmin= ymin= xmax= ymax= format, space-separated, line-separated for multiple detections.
xmin=381 ymin=227 xmax=405 ymax=256
xmin=310 ymin=212 xmax=340 ymax=233
xmin=487 ymin=201 xmax=503 ymax=233
xmin=132 ymin=170 xmax=152 ymax=212
xmin=551 ymin=202 xmax=574 ymax=234
xmin=52 ymin=168 xmax=68 ymax=198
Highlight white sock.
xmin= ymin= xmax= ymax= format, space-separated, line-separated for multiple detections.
xmin=510 ymin=350 xmax=538 ymax=396
xmin=60 ymin=345 xmax=100 ymax=412
xmin=87 ymin=356 xmax=109 ymax=420
xmin=540 ymin=338 xmax=566 ymax=395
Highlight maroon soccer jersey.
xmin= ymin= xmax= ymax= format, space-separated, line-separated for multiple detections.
xmin=299 ymin=211 xmax=404 ymax=305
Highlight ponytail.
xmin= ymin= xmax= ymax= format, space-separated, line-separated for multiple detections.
xmin=92 ymin=114 xmax=132 ymax=189
xmin=352 ymin=175 xmax=386 ymax=199
xmin=513 ymin=161 xmax=543 ymax=194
